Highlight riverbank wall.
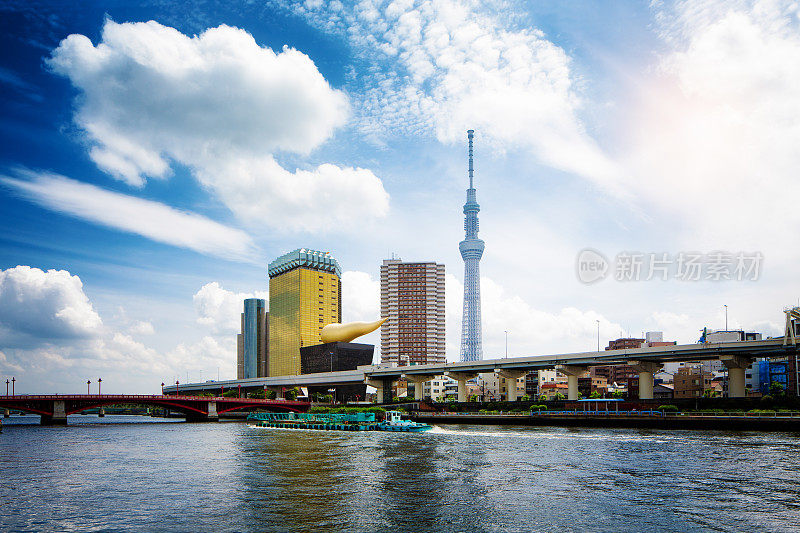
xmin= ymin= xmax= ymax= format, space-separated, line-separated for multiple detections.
xmin=412 ymin=412 xmax=800 ymax=431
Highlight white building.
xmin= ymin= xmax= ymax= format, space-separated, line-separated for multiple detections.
xmin=380 ymin=259 xmax=446 ymax=365
xmin=422 ymin=375 xmax=456 ymax=401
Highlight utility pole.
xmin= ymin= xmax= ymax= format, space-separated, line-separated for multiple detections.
xmin=87 ymin=380 xmax=91 ymax=395
xmin=98 ymin=378 xmax=102 ymax=395
xmin=724 ymin=304 xmax=728 ymax=331
xmin=5 ymin=379 xmax=8 ymax=396
xmin=12 ymin=377 xmax=15 ymax=396
xmin=504 ymin=331 xmax=508 ymax=358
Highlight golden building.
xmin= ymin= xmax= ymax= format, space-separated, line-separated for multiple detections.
xmin=267 ymin=249 xmax=341 ymax=376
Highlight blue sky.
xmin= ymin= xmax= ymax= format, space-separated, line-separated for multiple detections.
xmin=1 ymin=0 xmax=799 ymax=393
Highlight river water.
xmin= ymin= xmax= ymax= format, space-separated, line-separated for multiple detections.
xmin=1 ymin=415 xmax=799 ymax=532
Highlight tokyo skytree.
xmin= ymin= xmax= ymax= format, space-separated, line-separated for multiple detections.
xmin=459 ymin=129 xmax=484 ymax=362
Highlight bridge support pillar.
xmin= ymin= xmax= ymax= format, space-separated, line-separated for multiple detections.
xmin=445 ymin=372 xmax=478 ymax=402
xmin=556 ymin=365 xmax=589 ymax=401
xmin=721 ymin=355 xmax=753 ymax=398
xmin=497 ymin=370 xmax=527 ymax=401
xmin=629 ymin=361 xmax=663 ymax=400
xmin=41 ymin=400 xmax=68 ymax=426
xmin=403 ymin=375 xmax=434 ymax=401
xmin=3 ymin=408 xmax=9 ymax=418
xmin=365 ymin=379 xmax=388 ymax=404
xmin=267 ymin=386 xmax=285 ymax=400
xmin=207 ymin=401 xmax=218 ymax=421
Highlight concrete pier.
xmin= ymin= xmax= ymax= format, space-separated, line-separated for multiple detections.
xmin=557 ymin=365 xmax=588 ymax=400
xmin=403 ymin=375 xmax=433 ymax=401
xmin=207 ymin=401 xmax=218 ymax=421
xmin=498 ymin=370 xmax=527 ymax=401
xmin=41 ymin=400 xmax=68 ymax=425
xmin=629 ymin=361 xmax=663 ymax=400
xmin=445 ymin=371 xmax=478 ymax=402
xmin=721 ymin=354 xmax=753 ymax=398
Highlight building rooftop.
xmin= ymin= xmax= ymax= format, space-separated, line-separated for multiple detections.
xmin=268 ymin=248 xmax=341 ymax=278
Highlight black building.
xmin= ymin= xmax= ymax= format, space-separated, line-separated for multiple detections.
xmin=299 ymin=342 xmax=374 ymax=402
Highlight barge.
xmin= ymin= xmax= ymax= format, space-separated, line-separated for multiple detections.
xmin=248 ymin=410 xmax=432 ymax=433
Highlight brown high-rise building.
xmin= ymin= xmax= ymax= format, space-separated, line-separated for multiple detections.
xmin=380 ymin=259 xmax=445 ymax=366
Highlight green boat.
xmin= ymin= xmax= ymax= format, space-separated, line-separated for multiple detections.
xmin=247 ymin=410 xmax=432 ymax=433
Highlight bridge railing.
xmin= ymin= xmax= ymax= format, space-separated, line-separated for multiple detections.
xmin=0 ymin=394 xmax=308 ymax=403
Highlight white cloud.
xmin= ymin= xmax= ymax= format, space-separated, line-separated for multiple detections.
xmin=168 ymin=336 xmax=236 ymax=381
xmin=48 ymin=20 xmax=389 ymax=231
xmin=193 ymin=282 xmax=267 ymax=335
xmin=129 ymin=320 xmax=155 ymax=336
xmin=623 ymin=0 xmax=800 ymax=261
xmin=0 ymin=265 xmax=102 ymax=346
xmin=199 ymin=157 xmax=389 ymax=232
xmin=288 ymin=0 xmax=620 ymax=189
xmin=0 ymin=267 xmax=244 ymax=393
xmin=1 ymin=170 xmax=259 ymax=262
xmin=341 ymin=270 xmax=380 ymax=322
xmin=445 ymin=273 xmax=622 ymax=360
xmin=0 ymin=350 xmax=24 ymax=374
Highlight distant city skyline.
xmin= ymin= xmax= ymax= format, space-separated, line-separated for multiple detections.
xmin=1 ymin=1 xmax=798 ymax=393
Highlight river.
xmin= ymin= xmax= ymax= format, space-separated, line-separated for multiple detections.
xmin=2 ymin=415 xmax=799 ymax=532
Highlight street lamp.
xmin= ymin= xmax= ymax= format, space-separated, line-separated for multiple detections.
xmin=504 ymin=331 xmax=508 ymax=358
xmin=724 ymin=304 xmax=728 ymax=331
xmin=87 ymin=380 xmax=91 ymax=395
xmin=5 ymin=379 xmax=8 ymax=396
xmin=11 ymin=377 xmax=15 ymax=396
xmin=596 ymin=320 xmax=600 ymax=352
xmin=176 ymin=380 xmax=180 ymax=395
xmin=97 ymin=378 xmax=102 ymax=395
xmin=328 ymin=351 xmax=334 ymax=373
xmin=161 ymin=382 xmax=165 ymax=395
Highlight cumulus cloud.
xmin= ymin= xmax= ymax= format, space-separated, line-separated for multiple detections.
xmin=0 ymin=265 xmax=102 ymax=346
xmin=445 ymin=273 xmax=622 ymax=360
xmin=193 ymin=282 xmax=267 ymax=335
xmin=1 ymin=170 xmax=259 ymax=262
xmin=623 ymin=0 xmax=800 ymax=260
xmin=129 ymin=320 xmax=155 ymax=336
xmin=0 ymin=267 xmax=244 ymax=392
xmin=48 ymin=19 xmax=389 ymax=231
xmin=341 ymin=270 xmax=380 ymax=322
xmin=168 ymin=336 xmax=236 ymax=380
xmin=285 ymin=0 xmax=620 ymax=188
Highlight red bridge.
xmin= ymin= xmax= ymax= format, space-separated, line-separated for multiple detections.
xmin=0 ymin=394 xmax=310 ymax=425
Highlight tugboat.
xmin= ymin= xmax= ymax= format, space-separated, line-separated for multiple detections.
xmin=248 ymin=410 xmax=432 ymax=433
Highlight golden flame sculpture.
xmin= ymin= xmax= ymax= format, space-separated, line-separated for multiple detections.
xmin=320 ymin=318 xmax=387 ymax=343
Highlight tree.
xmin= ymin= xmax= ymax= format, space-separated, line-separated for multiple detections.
xmin=611 ymin=390 xmax=625 ymax=399
xmin=589 ymin=391 xmax=602 ymax=399
xmin=520 ymin=395 xmax=530 ymax=402
xmin=554 ymin=393 xmax=566 ymax=401
xmin=538 ymin=395 xmax=547 ymax=402
xmin=285 ymin=387 xmax=299 ymax=401
xmin=769 ymin=381 xmax=786 ymax=398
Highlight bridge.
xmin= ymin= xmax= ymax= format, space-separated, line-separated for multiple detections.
xmin=162 ymin=337 xmax=798 ymax=402
xmin=0 ymin=394 xmax=310 ymax=425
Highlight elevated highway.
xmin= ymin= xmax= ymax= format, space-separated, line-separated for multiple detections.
xmin=164 ymin=338 xmax=797 ymax=402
